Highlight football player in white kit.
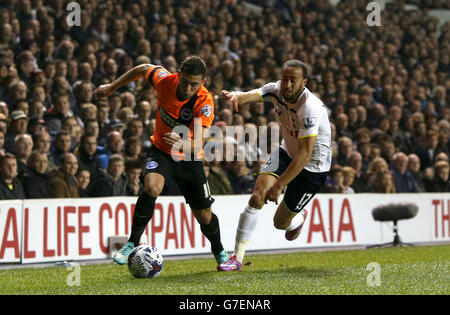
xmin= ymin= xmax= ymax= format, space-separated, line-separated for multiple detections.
xmin=218 ymin=60 xmax=332 ymax=271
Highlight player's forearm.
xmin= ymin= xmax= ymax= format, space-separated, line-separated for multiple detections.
xmin=276 ymin=152 xmax=311 ymax=187
xmin=235 ymin=91 xmax=262 ymax=105
xmin=110 ymin=64 xmax=151 ymax=92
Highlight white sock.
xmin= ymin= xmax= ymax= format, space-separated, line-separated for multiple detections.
xmin=285 ymin=210 xmax=305 ymax=231
xmin=234 ymin=204 xmax=260 ymax=262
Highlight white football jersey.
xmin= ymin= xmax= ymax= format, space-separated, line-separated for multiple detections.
xmin=256 ymin=82 xmax=332 ymax=173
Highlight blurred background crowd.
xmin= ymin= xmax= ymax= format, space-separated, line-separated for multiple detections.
xmin=0 ymin=0 xmax=448 ymax=199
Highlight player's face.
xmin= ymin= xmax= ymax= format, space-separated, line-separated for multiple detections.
xmin=280 ymin=66 xmax=307 ymax=102
xmin=177 ymin=72 xmax=205 ymax=100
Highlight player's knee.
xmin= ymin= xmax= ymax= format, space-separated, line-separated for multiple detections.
xmin=144 ymin=183 xmax=163 ymax=198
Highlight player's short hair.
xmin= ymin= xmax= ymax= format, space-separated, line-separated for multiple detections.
xmin=179 ymin=56 xmax=207 ymax=77
xmin=281 ymin=59 xmax=308 ymax=78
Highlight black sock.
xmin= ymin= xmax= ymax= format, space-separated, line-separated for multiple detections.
xmin=200 ymin=213 xmax=224 ymax=256
xmin=129 ymin=191 xmax=156 ymax=246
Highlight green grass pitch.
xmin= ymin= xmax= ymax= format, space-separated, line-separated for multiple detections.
xmin=0 ymin=244 xmax=448 ymax=295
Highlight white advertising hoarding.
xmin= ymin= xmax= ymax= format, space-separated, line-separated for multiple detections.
xmin=0 ymin=193 xmax=449 ymax=264
xmin=0 ymin=200 xmax=23 ymax=263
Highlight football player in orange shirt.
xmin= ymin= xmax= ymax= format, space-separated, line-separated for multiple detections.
xmin=94 ymin=56 xmax=229 ymax=268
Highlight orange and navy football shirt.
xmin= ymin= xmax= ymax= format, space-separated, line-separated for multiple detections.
xmin=145 ymin=65 xmax=214 ymax=159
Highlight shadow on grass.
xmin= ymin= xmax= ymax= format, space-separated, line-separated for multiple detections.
xmin=148 ymin=265 xmax=337 ymax=284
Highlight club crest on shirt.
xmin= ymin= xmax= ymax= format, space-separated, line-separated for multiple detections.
xmin=201 ymin=104 xmax=212 ymax=118
xmin=304 ymin=117 xmax=316 ymax=129
xmin=157 ymin=70 xmax=169 ymax=78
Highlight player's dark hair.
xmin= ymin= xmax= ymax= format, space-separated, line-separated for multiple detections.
xmin=179 ymin=56 xmax=207 ymax=77
xmin=281 ymin=59 xmax=308 ymax=78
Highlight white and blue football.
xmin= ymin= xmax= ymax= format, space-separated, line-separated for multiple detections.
xmin=127 ymin=245 xmax=164 ymax=278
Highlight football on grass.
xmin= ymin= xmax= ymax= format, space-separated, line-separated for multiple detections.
xmin=127 ymin=245 xmax=163 ymax=278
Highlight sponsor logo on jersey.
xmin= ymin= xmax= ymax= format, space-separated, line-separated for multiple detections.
xmin=146 ymin=161 xmax=158 ymax=169
xmin=157 ymin=70 xmax=169 ymax=78
xmin=180 ymin=107 xmax=192 ymax=120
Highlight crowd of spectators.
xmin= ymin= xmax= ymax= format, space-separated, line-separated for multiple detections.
xmin=0 ymin=0 xmax=448 ymax=200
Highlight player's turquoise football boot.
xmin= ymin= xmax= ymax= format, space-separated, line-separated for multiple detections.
xmin=113 ymin=241 xmax=135 ymax=265
xmin=214 ymin=249 xmax=229 ymax=265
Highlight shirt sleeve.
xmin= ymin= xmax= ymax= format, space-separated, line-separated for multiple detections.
xmin=145 ymin=66 xmax=171 ymax=88
xmin=297 ymin=103 xmax=324 ymax=139
xmin=194 ymin=94 xmax=215 ymax=128
xmin=255 ymin=81 xmax=281 ymax=99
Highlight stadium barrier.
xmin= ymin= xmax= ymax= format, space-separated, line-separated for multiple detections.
xmin=1 ymin=193 xmax=449 ymax=264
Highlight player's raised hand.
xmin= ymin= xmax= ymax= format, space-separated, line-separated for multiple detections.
xmin=220 ymin=90 xmax=239 ymax=112
xmin=93 ymin=84 xmax=114 ymax=99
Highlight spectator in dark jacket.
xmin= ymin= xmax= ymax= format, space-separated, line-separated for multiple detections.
xmin=0 ymin=153 xmax=25 ymax=199
xmin=13 ymin=133 xmax=33 ymax=177
xmin=390 ymin=152 xmax=418 ymax=193
xmin=4 ymin=110 xmax=28 ymax=153
xmin=89 ymin=154 xmax=127 ymax=197
xmin=76 ymin=167 xmax=91 ymax=197
xmin=415 ymin=130 xmax=441 ymax=171
xmin=407 ymin=153 xmax=426 ymax=192
xmin=425 ymin=161 xmax=450 ymax=192
xmin=19 ymin=151 xmax=51 ymax=198
xmin=77 ymin=134 xmax=102 ymax=181
xmin=44 ymin=93 xmax=72 ymax=133
xmin=50 ymin=129 xmax=72 ymax=168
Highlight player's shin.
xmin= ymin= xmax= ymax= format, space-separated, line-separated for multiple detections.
xmin=199 ymin=212 xmax=224 ymax=256
xmin=128 ymin=191 xmax=156 ymax=246
xmin=234 ymin=204 xmax=260 ymax=262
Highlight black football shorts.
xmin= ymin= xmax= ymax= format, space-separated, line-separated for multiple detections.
xmin=260 ymin=147 xmax=328 ymax=213
xmin=141 ymin=146 xmax=214 ymax=210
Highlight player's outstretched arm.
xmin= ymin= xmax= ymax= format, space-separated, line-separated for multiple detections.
xmin=220 ymin=90 xmax=262 ymax=112
xmin=93 ymin=64 xmax=155 ymax=99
